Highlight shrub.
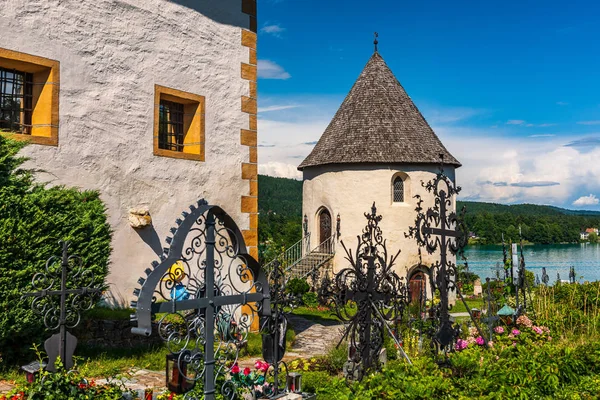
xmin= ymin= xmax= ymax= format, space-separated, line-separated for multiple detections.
xmin=286 ymin=278 xmax=310 ymax=297
xmin=302 ymin=292 xmax=319 ymax=307
xmin=0 ymin=136 xmax=111 ymax=365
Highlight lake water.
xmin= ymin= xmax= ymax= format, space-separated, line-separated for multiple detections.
xmin=464 ymin=244 xmax=600 ymax=283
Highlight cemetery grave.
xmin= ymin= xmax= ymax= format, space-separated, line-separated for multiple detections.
xmin=2 ymin=147 xmax=600 ymax=399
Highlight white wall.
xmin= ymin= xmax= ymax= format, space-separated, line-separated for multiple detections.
xmin=302 ymin=163 xmax=458 ymax=298
xmin=0 ymin=0 xmax=251 ymax=301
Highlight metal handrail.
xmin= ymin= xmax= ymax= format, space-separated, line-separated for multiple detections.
xmin=264 ymin=234 xmax=311 ymax=273
xmin=286 ymin=235 xmax=335 ymax=278
xmin=264 ymin=234 xmax=336 ymax=278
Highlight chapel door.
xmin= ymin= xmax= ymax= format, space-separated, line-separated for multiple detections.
xmin=409 ymin=271 xmax=425 ymax=304
xmin=319 ymin=209 xmax=332 ymax=252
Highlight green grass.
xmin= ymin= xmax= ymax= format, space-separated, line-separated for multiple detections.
xmin=291 ymin=306 xmax=354 ymax=324
xmin=76 ymin=345 xmax=169 ymax=377
xmin=450 ymin=298 xmax=485 ymax=314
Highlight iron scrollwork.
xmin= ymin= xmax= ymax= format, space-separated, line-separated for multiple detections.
xmin=407 ymin=168 xmax=469 ymax=349
xmin=321 ymin=203 xmax=410 ymax=380
xmin=22 ymin=240 xmax=104 ymax=371
xmin=132 ymin=200 xmax=271 ymax=400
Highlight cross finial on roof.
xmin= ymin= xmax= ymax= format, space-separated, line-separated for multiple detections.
xmin=374 ymin=32 xmax=379 ymax=53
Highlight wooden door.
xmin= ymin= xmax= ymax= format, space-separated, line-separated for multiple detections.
xmin=409 ymin=271 xmax=425 ymax=304
xmin=319 ymin=209 xmax=332 ymax=247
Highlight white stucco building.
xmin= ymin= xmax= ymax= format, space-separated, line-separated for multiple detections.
xmin=299 ymin=49 xmax=461 ymax=301
xmin=0 ymin=0 xmax=259 ymax=302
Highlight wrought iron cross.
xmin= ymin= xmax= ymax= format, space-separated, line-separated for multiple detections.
xmin=132 ymin=201 xmax=271 ymax=400
xmin=22 ymin=241 xmax=103 ymax=371
xmin=407 ymin=169 xmax=468 ymax=348
xmin=322 ymin=203 xmax=409 ymax=380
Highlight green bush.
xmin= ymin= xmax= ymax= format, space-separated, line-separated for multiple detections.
xmin=0 ymin=136 xmax=111 ymax=365
xmin=286 ymin=278 xmax=310 ymax=297
xmin=302 ymin=292 xmax=319 ymax=307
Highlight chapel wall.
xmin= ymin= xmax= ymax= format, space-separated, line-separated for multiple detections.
xmin=0 ymin=0 xmax=259 ymax=302
xmin=302 ymin=164 xmax=457 ymax=282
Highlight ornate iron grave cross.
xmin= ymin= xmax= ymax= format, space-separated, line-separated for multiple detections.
xmin=321 ymin=203 xmax=410 ymax=381
xmin=22 ymin=240 xmax=104 ymax=371
xmin=260 ymin=260 xmax=303 ymax=397
xmin=407 ymin=167 xmax=475 ymax=349
xmin=132 ymin=200 xmax=271 ymax=400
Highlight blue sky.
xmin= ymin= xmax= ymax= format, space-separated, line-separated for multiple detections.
xmin=255 ymin=0 xmax=600 ymax=210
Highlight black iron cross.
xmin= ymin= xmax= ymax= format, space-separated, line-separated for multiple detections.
xmin=322 ymin=203 xmax=409 ymax=380
xmin=408 ymin=169 xmax=470 ymax=348
xmin=22 ymin=241 xmax=103 ymax=371
xmin=132 ymin=202 xmax=270 ymax=400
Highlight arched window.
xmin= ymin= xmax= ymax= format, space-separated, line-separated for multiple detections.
xmin=393 ymin=176 xmax=404 ymax=203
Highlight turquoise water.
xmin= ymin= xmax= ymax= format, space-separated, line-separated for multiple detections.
xmin=463 ymin=244 xmax=600 ymax=283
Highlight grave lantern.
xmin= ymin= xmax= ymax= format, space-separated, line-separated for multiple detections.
xmin=165 ymin=353 xmax=195 ymax=394
xmin=21 ymin=361 xmax=45 ymax=383
xmin=286 ymin=372 xmax=302 ymax=393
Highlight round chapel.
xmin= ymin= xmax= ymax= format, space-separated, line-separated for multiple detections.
xmin=298 ymin=49 xmax=461 ymax=298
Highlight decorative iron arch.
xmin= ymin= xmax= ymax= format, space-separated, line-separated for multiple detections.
xmin=131 ymin=199 xmax=271 ymax=399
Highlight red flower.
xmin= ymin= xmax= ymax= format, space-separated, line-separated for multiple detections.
xmin=259 ymin=362 xmax=270 ymax=372
xmin=231 ymin=364 xmax=240 ymax=374
xmin=243 ymin=367 xmax=251 ymax=376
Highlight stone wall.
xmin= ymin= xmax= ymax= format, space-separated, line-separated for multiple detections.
xmin=74 ymin=319 xmax=163 ymax=349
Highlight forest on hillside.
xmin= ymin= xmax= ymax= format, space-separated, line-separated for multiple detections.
xmin=257 ymin=175 xmax=600 ymax=261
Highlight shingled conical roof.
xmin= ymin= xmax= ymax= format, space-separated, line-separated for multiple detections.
xmin=298 ymin=52 xmax=460 ymax=170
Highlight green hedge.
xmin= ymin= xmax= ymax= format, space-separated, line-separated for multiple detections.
xmin=0 ymin=136 xmax=111 ymax=365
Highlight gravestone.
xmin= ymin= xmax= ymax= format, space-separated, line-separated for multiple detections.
xmin=473 ymin=279 xmax=482 ymax=296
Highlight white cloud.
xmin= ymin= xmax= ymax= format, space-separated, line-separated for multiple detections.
xmin=258 ymin=104 xmax=300 ymax=113
xmin=257 ymin=60 xmax=291 ymax=80
xmin=260 ymin=24 xmax=285 ymax=37
xmin=259 ymin=162 xmax=302 ymax=179
xmin=573 ymin=194 xmax=600 ymax=206
xmin=255 ymin=97 xmax=600 ymax=210
xmin=507 ymin=120 xmax=556 ymax=127
xmin=420 ymin=106 xmax=484 ymax=124
xmin=556 ymin=101 xmax=569 ymax=106
xmin=577 ymin=121 xmax=600 ymax=125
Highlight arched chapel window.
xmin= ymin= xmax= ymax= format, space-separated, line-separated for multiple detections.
xmin=393 ymin=176 xmax=404 ymax=203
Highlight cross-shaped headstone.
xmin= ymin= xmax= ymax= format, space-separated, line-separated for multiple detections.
xmin=409 ymin=171 xmax=467 ymax=348
xmin=322 ymin=203 xmax=409 ymax=380
xmin=132 ymin=203 xmax=270 ymax=400
xmin=22 ymin=241 xmax=103 ymax=371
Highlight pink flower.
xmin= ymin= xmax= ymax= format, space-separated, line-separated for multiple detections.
xmin=259 ymin=362 xmax=270 ymax=372
xmin=243 ymin=367 xmax=251 ymax=376
xmin=511 ymin=329 xmax=520 ymax=336
xmin=512 ymin=342 xmax=517 ymax=347
xmin=548 ymin=336 xmax=552 ymax=341
xmin=231 ymin=364 xmax=240 ymax=374
xmin=255 ymin=360 xmax=262 ymax=370
xmin=475 ymin=336 xmax=485 ymax=346
xmin=494 ymin=326 xmax=504 ymax=334
xmin=516 ymin=315 xmax=533 ymax=328
xmin=533 ymin=326 xmax=543 ymax=335
xmin=487 ymin=341 xmax=494 ymax=348
xmin=455 ymin=338 xmax=468 ymax=351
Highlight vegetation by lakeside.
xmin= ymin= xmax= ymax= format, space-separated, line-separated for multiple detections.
xmin=257 ymin=174 xmax=600 ymax=258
